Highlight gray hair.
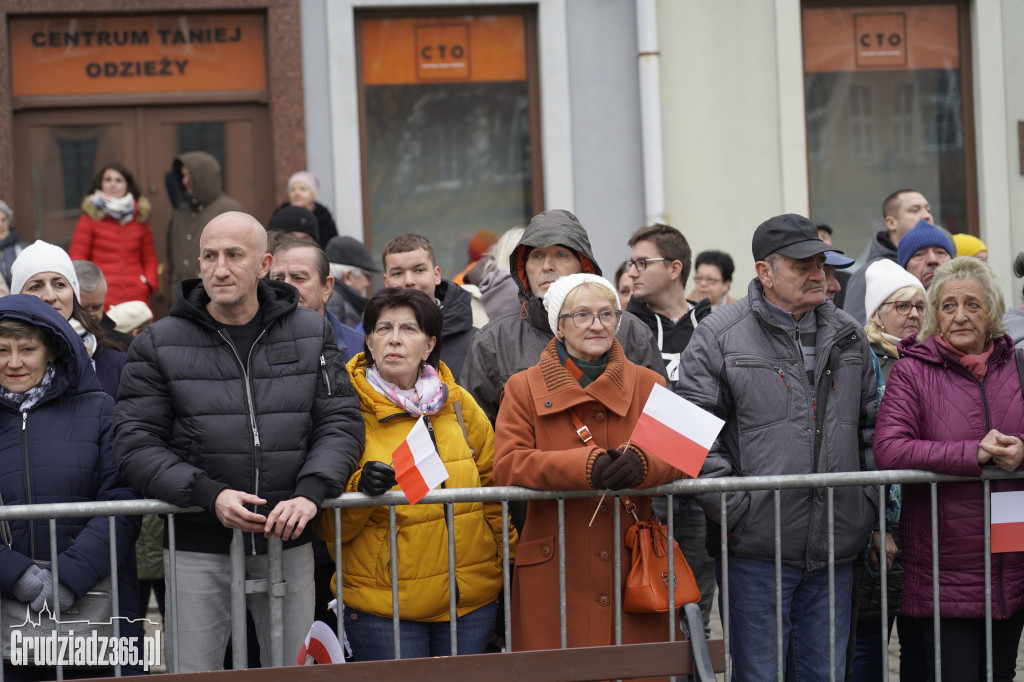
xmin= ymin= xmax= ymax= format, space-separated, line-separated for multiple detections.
xmin=72 ymin=260 xmax=106 ymax=292
xmin=331 ymin=263 xmax=365 ymax=281
xmin=918 ymin=256 xmax=1006 ymax=343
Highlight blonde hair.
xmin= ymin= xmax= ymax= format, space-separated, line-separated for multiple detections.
xmin=864 ymin=284 xmax=923 ymax=356
xmin=560 ymin=281 xmax=618 ymax=315
xmin=917 ymin=257 xmax=1006 ymax=343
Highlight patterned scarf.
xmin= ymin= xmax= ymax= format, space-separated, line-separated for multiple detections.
xmin=936 ymin=335 xmax=995 ymax=382
xmin=0 ymin=363 xmax=55 ymax=411
xmin=89 ymin=190 xmax=136 ymax=224
xmin=69 ymin=317 xmax=97 ymax=359
xmin=366 ymin=364 xmax=448 ymax=416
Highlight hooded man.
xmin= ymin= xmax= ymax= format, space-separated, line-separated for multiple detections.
xmin=461 ymin=209 xmax=665 ymax=423
xmin=166 ymin=151 xmax=245 ymax=295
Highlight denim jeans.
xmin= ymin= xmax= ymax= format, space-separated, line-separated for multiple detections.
xmin=716 ymin=555 xmax=852 ymax=682
xmin=345 ymin=600 xmax=499 ymax=661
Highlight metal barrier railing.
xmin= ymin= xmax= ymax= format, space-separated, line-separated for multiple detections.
xmin=2 ymin=468 xmax=1022 ymax=681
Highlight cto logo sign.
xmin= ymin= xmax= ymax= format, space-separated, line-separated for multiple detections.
xmin=415 ymin=24 xmax=470 ymax=80
xmin=854 ymin=13 xmax=907 ymax=68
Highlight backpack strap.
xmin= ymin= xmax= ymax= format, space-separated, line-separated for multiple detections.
xmin=453 ymin=400 xmax=476 ymax=459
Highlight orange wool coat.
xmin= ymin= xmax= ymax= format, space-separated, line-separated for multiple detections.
xmin=494 ymin=338 xmax=686 ymax=652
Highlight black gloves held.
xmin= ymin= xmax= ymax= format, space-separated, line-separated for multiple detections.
xmin=358 ymin=461 xmax=397 ymax=496
xmin=591 ymin=447 xmax=645 ymax=490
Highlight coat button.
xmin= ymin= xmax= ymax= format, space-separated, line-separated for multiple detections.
xmin=541 ymin=546 xmax=551 ymax=557
xmin=598 ymin=595 xmax=610 ymax=607
xmin=598 ymin=503 xmax=609 ymax=515
xmin=544 ymin=400 xmax=552 ymax=407
xmin=598 ymin=549 xmax=610 ymax=562
xmin=593 ymin=411 xmax=606 ymax=423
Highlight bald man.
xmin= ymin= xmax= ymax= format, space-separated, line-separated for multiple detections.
xmin=114 ymin=212 xmax=364 ymax=672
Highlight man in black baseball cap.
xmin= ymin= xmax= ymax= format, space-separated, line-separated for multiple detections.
xmin=678 ymin=212 xmax=876 ymax=680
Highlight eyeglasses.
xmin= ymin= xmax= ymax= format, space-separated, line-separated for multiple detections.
xmin=693 ymin=276 xmax=722 ymax=285
xmin=559 ymin=310 xmax=623 ymax=328
xmin=623 ymin=257 xmax=669 ymax=272
xmin=885 ymin=300 xmax=925 ymax=316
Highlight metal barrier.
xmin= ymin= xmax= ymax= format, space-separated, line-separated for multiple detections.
xmin=2 ymin=468 xmax=1023 ymax=681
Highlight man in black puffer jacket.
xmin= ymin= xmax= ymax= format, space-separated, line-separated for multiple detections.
xmin=114 ymin=212 xmax=364 ymax=673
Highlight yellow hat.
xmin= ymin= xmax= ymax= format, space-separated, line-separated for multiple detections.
xmin=951 ymin=233 xmax=987 ymax=258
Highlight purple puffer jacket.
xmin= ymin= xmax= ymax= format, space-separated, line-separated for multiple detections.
xmin=875 ymin=333 xmax=1024 ymax=619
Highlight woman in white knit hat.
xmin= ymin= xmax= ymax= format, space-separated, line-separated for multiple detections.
xmin=863 ymin=259 xmax=926 ymax=384
xmin=493 ymin=273 xmax=686 ymax=653
xmin=11 ymin=240 xmax=127 ymax=400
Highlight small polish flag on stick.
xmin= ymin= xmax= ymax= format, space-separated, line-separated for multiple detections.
xmin=991 ymin=490 xmax=1024 ymax=554
xmin=297 ymin=620 xmax=346 ymax=665
xmin=392 ymin=416 xmax=449 ymax=504
xmin=629 ymin=383 xmax=725 ymax=478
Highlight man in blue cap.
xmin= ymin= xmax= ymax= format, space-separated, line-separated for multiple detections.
xmin=897 ymin=219 xmax=955 ymax=289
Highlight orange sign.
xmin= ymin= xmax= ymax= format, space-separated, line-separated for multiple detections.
xmin=803 ymin=5 xmax=958 ymax=73
xmin=361 ymin=15 xmax=526 ymax=85
xmin=10 ymin=13 xmax=267 ymax=97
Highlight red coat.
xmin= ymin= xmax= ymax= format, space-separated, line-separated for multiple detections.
xmin=69 ymin=196 xmax=158 ymax=307
xmin=494 ymin=338 xmax=686 ymax=653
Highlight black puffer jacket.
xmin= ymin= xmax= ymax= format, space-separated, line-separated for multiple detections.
xmin=436 ymin=278 xmax=477 ymax=382
xmin=460 ymin=209 xmax=665 ymax=422
xmin=114 ymin=279 xmax=365 ymax=554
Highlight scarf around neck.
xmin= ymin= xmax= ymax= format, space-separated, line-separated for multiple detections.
xmin=936 ymin=335 xmax=995 ymax=382
xmin=89 ymin=190 xmax=135 ymax=224
xmin=366 ymin=364 xmax=448 ymax=416
xmin=555 ymin=339 xmax=608 ymax=388
xmin=0 ymin=363 xmax=56 ymax=411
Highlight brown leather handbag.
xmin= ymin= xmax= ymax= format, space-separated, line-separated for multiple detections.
xmin=621 ymin=496 xmax=701 ymax=613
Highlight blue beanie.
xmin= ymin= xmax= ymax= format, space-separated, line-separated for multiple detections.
xmin=897 ymin=220 xmax=956 ymax=268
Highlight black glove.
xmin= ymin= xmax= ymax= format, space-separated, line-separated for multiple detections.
xmin=358 ymin=461 xmax=397 ymax=496
xmin=601 ymin=448 xmax=645 ymax=490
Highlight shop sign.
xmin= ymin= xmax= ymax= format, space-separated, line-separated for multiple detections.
xmin=10 ymin=13 xmax=266 ymax=97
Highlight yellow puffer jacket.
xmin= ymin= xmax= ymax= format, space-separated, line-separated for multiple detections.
xmin=315 ymin=354 xmax=516 ymax=622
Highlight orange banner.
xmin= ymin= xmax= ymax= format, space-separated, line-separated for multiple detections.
xmin=10 ymin=13 xmax=266 ymax=97
xmin=361 ymin=15 xmax=526 ymax=86
xmin=803 ymin=5 xmax=959 ymax=73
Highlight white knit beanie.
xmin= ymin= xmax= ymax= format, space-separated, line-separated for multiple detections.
xmin=863 ymin=259 xmax=924 ymax=320
xmin=543 ymin=273 xmax=621 ymax=334
xmin=11 ymin=240 xmax=81 ymax=301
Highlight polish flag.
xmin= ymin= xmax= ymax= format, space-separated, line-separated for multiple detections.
xmin=630 ymin=383 xmax=725 ymax=478
xmin=392 ymin=416 xmax=449 ymax=504
xmin=297 ymin=620 xmax=346 ymax=665
xmin=991 ymin=491 xmax=1024 ymax=553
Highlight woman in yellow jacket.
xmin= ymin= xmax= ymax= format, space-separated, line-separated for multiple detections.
xmin=316 ymin=287 xmax=515 ymax=661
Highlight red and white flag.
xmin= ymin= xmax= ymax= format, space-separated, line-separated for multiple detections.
xmin=297 ymin=620 xmax=346 ymax=665
xmin=991 ymin=491 xmax=1024 ymax=553
xmin=630 ymin=383 xmax=724 ymax=478
xmin=393 ymin=415 xmax=449 ymax=504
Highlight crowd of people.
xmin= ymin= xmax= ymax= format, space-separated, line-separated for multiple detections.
xmin=1 ymin=171 xmax=1023 ymax=682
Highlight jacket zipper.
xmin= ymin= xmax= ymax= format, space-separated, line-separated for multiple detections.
xmin=320 ymin=355 xmax=332 ymax=396
xmin=22 ymin=411 xmax=36 ymax=560
xmin=218 ymin=328 xmax=268 ymax=555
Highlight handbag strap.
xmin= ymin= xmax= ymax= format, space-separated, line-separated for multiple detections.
xmin=1016 ymin=348 xmax=1024 ymax=398
xmin=619 ymin=495 xmax=641 ymax=522
xmin=568 ymin=408 xmax=593 ymax=444
xmin=0 ymin=491 xmax=11 ymax=549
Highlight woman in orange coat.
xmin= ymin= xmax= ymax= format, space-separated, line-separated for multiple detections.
xmin=494 ymin=273 xmax=686 ymax=653
xmin=69 ymin=163 xmax=158 ymax=308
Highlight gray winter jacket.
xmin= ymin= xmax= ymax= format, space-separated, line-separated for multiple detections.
xmin=842 ymin=230 xmax=897 ymax=324
xmin=1004 ymin=306 xmax=1024 ymax=349
xmin=461 ymin=209 xmax=665 ymax=423
xmin=678 ymin=278 xmax=878 ymax=570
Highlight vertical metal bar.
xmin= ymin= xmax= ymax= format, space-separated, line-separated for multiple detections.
xmin=50 ymin=518 xmax=63 ymax=681
xmin=167 ymin=513 xmax=180 ymax=672
xmin=774 ymin=490 xmax=783 ymax=682
xmin=502 ymin=501 xmax=512 ymax=652
xmin=931 ymin=482 xmax=941 ymax=681
xmin=0 ymin=572 xmax=5 ymax=682
xmin=879 ymin=484 xmax=889 ymax=682
xmin=827 ymin=487 xmax=836 ymax=682
xmin=334 ymin=507 xmax=343 ymax=645
xmin=267 ymin=536 xmax=284 ymax=668
xmin=666 ymin=494 xmax=677 ymax=682
xmin=446 ymin=502 xmax=458 ymax=655
xmin=614 ymin=500 xmax=622 ymax=646
xmin=983 ymin=480 xmax=993 ymax=681
xmin=229 ymin=530 xmax=247 ymax=671
xmin=389 ymin=504 xmax=400 ymax=660
xmin=108 ymin=516 xmax=122 ymax=677
xmin=720 ymin=493 xmax=732 ymax=682
xmin=558 ymin=498 xmax=567 ymax=649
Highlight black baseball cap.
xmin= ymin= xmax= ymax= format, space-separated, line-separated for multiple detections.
xmin=752 ymin=213 xmax=842 ymax=262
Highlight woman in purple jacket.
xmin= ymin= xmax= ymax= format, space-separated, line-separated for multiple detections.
xmin=875 ymin=257 xmax=1024 ymax=681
